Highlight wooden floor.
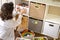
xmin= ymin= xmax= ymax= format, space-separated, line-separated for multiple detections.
xmin=35 ymin=32 xmax=60 ymax=40
xmin=35 ymin=32 xmax=53 ymax=40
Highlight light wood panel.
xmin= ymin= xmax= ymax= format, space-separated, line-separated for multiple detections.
xmin=17 ymin=16 xmax=28 ymax=31
xmin=52 ymin=0 xmax=60 ymax=2
xmin=48 ymin=6 xmax=60 ymax=16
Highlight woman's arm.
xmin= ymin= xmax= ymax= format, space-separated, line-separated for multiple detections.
xmin=4 ymin=9 xmax=26 ymax=28
xmin=10 ymin=9 xmax=25 ymax=28
xmin=14 ymin=9 xmax=27 ymax=29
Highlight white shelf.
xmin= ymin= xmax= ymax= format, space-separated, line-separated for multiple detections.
xmin=45 ymin=14 xmax=60 ymax=24
xmin=27 ymin=0 xmax=60 ymax=7
xmin=44 ymin=0 xmax=60 ymax=7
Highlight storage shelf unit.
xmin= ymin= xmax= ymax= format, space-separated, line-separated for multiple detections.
xmin=25 ymin=0 xmax=60 ymax=39
xmin=26 ymin=0 xmax=60 ymax=24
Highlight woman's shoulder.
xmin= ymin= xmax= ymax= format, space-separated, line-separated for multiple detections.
xmin=4 ymin=18 xmax=17 ymax=25
xmin=0 ymin=17 xmax=14 ymax=24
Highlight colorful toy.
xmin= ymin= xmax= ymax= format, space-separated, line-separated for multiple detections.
xmin=20 ymin=29 xmax=35 ymax=37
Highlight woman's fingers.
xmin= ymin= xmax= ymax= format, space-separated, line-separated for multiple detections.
xmin=20 ymin=9 xmax=26 ymax=14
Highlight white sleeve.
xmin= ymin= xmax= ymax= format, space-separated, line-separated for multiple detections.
xmin=4 ymin=14 xmax=23 ymax=28
xmin=16 ymin=14 xmax=23 ymax=26
xmin=11 ymin=14 xmax=23 ymax=28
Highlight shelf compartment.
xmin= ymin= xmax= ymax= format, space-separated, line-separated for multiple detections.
xmin=44 ymin=5 xmax=60 ymax=24
xmin=42 ymin=21 xmax=60 ymax=38
xmin=45 ymin=14 xmax=60 ymax=24
xmin=30 ymin=2 xmax=46 ymax=20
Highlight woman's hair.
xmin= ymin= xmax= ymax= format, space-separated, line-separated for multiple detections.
xmin=0 ymin=2 xmax=14 ymax=21
xmin=21 ymin=3 xmax=28 ymax=7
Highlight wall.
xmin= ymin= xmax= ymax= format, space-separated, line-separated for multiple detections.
xmin=15 ymin=0 xmax=21 ymax=5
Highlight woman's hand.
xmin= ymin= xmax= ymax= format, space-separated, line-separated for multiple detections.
xmin=20 ymin=9 xmax=26 ymax=15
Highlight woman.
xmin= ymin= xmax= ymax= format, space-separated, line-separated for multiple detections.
xmin=0 ymin=2 xmax=24 ymax=40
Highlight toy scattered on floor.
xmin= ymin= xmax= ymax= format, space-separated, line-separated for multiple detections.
xmin=34 ymin=37 xmax=48 ymax=40
xmin=16 ymin=37 xmax=48 ymax=40
xmin=20 ymin=29 xmax=35 ymax=37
